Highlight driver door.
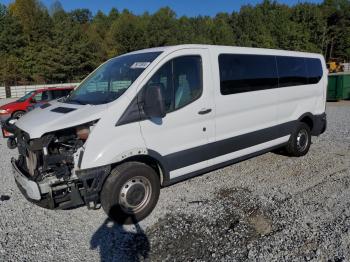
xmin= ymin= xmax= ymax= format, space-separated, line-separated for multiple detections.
xmin=139 ymin=49 xmax=215 ymax=180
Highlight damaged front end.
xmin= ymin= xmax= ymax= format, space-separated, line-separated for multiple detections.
xmin=9 ymin=121 xmax=110 ymax=210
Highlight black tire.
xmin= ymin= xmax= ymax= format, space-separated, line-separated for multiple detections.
xmin=7 ymin=137 xmax=17 ymax=149
xmin=12 ymin=111 xmax=25 ymax=119
xmin=101 ymin=161 xmax=160 ymax=225
xmin=285 ymin=122 xmax=311 ymax=157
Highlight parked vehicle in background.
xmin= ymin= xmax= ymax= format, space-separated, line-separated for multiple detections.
xmin=327 ymin=58 xmax=344 ymax=73
xmin=0 ymin=87 xmax=74 ymax=122
xmin=7 ymin=45 xmax=327 ymax=225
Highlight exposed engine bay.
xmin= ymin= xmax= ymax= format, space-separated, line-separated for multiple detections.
xmin=17 ymin=128 xmax=83 ymax=181
xmin=6 ymin=120 xmax=110 ymax=210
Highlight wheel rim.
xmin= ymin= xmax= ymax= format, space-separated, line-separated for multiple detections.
xmin=296 ymin=129 xmax=309 ymax=152
xmin=15 ymin=113 xmax=24 ymax=119
xmin=119 ymin=176 xmax=152 ymax=214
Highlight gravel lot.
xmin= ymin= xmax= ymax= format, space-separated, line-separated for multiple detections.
xmin=0 ymin=98 xmax=349 ymax=261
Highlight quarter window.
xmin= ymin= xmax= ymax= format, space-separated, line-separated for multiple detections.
xmin=144 ymin=56 xmax=203 ymax=112
xmin=219 ymin=54 xmax=278 ymax=95
xmin=306 ymin=58 xmax=323 ymax=84
xmin=276 ymin=56 xmax=308 ymax=87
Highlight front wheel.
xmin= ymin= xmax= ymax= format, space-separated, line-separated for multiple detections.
xmin=12 ymin=111 xmax=25 ymax=119
xmin=285 ymin=122 xmax=311 ymax=157
xmin=101 ymin=162 xmax=160 ymax=225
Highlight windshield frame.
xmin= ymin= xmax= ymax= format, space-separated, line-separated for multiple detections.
xmin=65 ymin=51 xmax=162 ymax=106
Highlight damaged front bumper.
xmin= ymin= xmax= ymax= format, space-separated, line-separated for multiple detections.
xmin=12 ymin=157 xmax=85 ymax=209
xmin=12 ymin=157 xmax=110 ymax=210
xmin=12 ymin=157 xmax=41 ymax=200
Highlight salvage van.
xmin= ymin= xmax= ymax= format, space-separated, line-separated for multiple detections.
xmin=7 ymin=45 xmax=327 ymax=224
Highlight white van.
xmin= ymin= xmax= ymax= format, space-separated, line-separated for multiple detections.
xmin=8 ymin=45 xmax=327 ymax=224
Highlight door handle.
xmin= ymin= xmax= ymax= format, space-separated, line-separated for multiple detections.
xmin=198 ymin=108 xmax=212 ymax=115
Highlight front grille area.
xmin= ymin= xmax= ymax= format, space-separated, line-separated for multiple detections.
xmin=16 ymin=130 xmax=41 ymax=178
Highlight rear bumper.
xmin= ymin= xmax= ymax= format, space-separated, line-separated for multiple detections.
xmin=312 ymin=113 xmax=327 ymax=136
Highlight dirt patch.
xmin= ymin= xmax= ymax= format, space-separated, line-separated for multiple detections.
xmin=145 ymin=187 xmax=272 ymax=261
xmin=247 ymin=210 xmax=272 ymax=236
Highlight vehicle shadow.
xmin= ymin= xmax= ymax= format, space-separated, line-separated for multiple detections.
xmin=90 ymin=217 xmax=150 ymax=262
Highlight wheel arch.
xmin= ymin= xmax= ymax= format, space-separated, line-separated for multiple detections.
xmin=110 ymin=150 xmax=170 ymax=187
xmin=298 ymin=113 xmax=314 ymax=132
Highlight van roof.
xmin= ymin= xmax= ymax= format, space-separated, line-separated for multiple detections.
xmin=127 ymin=44 xmax=323 ymax=58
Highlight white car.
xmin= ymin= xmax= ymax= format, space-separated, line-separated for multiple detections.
xmin=9 ymin=45 xmax=327 ymax=224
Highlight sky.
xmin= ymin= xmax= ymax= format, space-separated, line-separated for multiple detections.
xmin=0 ymin=0 xmax=323 ymax=17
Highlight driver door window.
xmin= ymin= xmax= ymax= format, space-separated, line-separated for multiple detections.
xmin=144 ymin=56 xmax=202 ymax=113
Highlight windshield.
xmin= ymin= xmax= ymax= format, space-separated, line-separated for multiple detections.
xmin=17 ymin=91 xmax=35 ymax=102
xmin=66 ymin=52 xmax=162 ymax=105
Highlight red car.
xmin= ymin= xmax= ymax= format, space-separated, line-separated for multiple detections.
xmin=0 ymin=87 xmax=74 ymax=122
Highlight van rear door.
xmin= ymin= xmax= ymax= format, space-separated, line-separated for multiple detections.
xmin=139 ymin=48 xmax=215 ymax=180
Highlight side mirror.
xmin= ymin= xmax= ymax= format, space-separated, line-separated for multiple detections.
xmin=143 ymin=83 xmax=166 ymax=118
xmin=30 ymin=98 xmax=36 ymax=104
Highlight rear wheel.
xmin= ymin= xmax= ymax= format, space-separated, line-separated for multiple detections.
xmin=101 ymin=162 xmax=160 ymax=225
xmin=12 ymin=111 xmax=25 ymax=119
xmin=285 ymin=122 xmax=311 ymax=157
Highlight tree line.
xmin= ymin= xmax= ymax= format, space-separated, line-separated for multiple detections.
xmin=0 ymin=0 xmax=349 ymax=86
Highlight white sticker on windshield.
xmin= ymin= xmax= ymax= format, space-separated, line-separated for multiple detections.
xmin=131 ymin=62 xmax=151 ymax=69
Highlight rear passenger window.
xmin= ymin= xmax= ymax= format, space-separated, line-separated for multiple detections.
xmin=276 ymin=56 xmax=308 ymax=87
xmin=306 ymin=58 xmax=323 ymax=84
xmin=144 ymin=56 xmax=202 ymax=112
xmin=33 ymin=91 xmax=50 ymax=101
xmin=219 ymin=54 xmax=278 ymax=95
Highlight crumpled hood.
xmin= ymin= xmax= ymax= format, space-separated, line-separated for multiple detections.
xmin=15 ymin=101 xmax=107 ymax=138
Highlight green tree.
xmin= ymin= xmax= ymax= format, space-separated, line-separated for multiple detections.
xmin=147 ymin=7 xmax=177 ymax=47
xmin=232 ymin=4 xmax=275 ymax=48
xmin=321 ymin=0 xmax=350 ymax=60
xmin=49 ymin=10 xmax=98 ymax=82
xmin=49 ymin=0 xmax=64 ymax=16
xmin=70 ymin=8 xmax=92 ymax=24
xmin=1 ymin=0 xmax=350 ymax=84
xmin=0 ymin=4 xmax=25 ymax=85
xmin=106 ymin=10 xmax=149 ymax=56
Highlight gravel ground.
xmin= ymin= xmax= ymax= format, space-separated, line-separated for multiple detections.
xmin=0 ymin=98 xmax=349 ymax=261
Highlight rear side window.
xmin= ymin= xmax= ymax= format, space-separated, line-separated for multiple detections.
xmin=306 ymin=58 xmax=323 ymax=84
xmin=276 ymin=56 xmax=308 ymax=87
xmin=144 ymin=56 xmax=203 ymax=112
xmin=219 ymin=54 xmax=278 ymax=95
xmin=33 ymin=91 xmax=50 ymax=101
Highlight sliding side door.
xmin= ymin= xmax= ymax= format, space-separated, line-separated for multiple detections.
xmin=211 ymin=53 xmax=283 ymax=166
